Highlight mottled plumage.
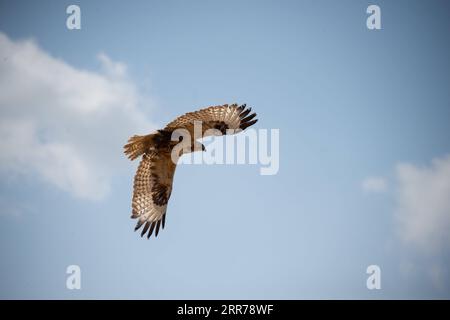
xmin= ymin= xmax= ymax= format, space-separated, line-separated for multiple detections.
xmin=124 ymin=103 xmax=257 ymax=238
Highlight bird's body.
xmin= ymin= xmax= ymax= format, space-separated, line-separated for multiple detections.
xmin=124 ymin=103 xmax=257 ymax=238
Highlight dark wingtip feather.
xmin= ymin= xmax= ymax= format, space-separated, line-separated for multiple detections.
xmin=134 ymin=220 xmax=145 ymax=231
xmin=147 ymin=222 xmax=156 ymax=239
xmin=239 ymin=107 xmax=252 ymax=119
xmin=241 ymin=112 xmax=257 ymax=123
xmin=240 ymin=118 xmax=258 ymax=130
xmin=162 ymin=214 xmax=166 ymax=229
xmin=155 ymin=220 xmax=161 ymax=237
xmin=141 ymin=221 xmax=150 ymax=237
xmin=237 ymin=104 xmax=245 ymax=112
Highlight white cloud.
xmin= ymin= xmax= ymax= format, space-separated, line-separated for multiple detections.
xmin=395 ymin=154 xmax=450 ymax=252
xmin=0 ymin=32 xmax=155 ymax=200
xmin=364 ymin=156 xmax=450 ymax=290
xmin=362 ymin=176 xmax=387 ymax=193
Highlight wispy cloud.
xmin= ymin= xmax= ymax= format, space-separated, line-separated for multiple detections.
xmin=395 ymin=154 xmax=450 ymax=252
xmin=364 ymin=155 xmax=450 ymax=291
xmin=0 ymin=32 xmax=155 ymax=201
xmin=362 ymin=176 xmax=388 ymax=193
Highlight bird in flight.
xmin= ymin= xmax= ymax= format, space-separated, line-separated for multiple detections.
xmin=124 ymin=103 xmax=258 ymax=238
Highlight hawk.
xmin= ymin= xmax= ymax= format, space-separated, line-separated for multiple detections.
xmin=124 ymin=103 xmax=258 ymax=238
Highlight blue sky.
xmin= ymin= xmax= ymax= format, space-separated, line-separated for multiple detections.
xmin=1 ymin=0 xmax=450 ymax=299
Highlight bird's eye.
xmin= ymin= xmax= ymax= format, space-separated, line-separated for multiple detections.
xmin=178 ymin=136 xmax=183 ymax=142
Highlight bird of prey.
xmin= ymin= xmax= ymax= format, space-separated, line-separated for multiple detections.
xmin=124 ymin=103 xmax=258 ymax=238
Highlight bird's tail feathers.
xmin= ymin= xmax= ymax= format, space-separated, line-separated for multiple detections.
xmin=124 ymin=134 xmax=154 ymax=161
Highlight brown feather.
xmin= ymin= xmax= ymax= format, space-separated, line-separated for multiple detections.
xmin=164 ymin=103 xmax=257 ymax=139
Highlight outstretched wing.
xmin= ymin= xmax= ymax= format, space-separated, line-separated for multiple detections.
xmin=131 ymin=152 xmax=176 ymax=238
xmin=164 ymin=103 xmax=257 ymax=137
